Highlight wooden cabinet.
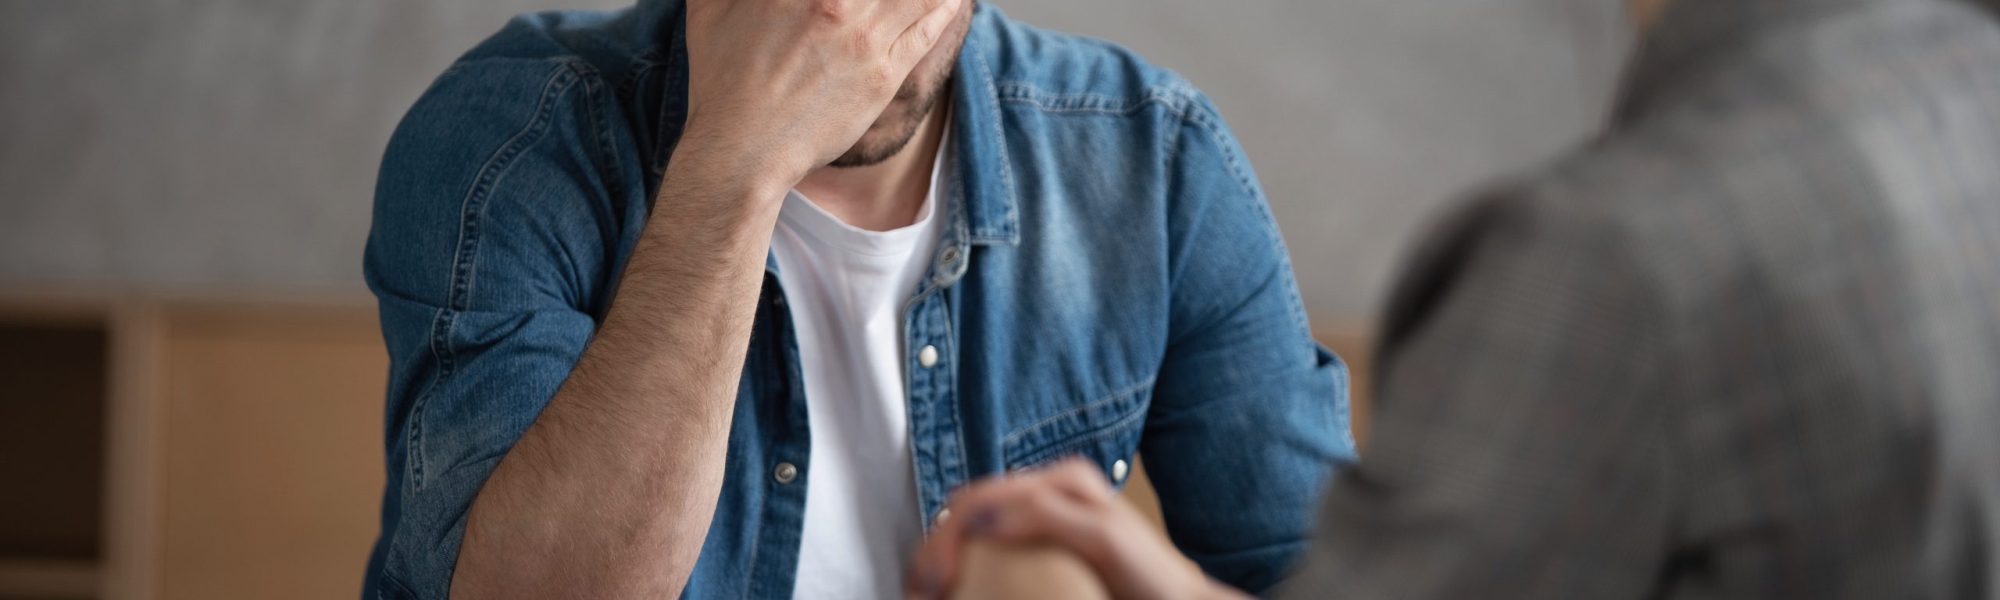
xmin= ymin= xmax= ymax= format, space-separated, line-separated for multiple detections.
xmin=0 ymin=288 xmax=385 ymax=600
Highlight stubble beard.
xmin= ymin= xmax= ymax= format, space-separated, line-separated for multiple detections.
xmin=826 ymin=54 xmax=957 ymax=168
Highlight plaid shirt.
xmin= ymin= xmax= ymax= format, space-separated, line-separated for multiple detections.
xmin=1282 ymin=0 xmax=2000 ymax=597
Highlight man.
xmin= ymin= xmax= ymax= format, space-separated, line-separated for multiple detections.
xmin=360 ymin=0 xmax=1353 ymax=597
xmin=911 ymin=0 xmax=2000 ymax=597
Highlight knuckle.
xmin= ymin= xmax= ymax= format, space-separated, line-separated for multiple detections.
xmin=908 ymin=26 xmax=936 ymax=53
xmin=1055 ymin=462 xmax=1116 ymax=503
xmin=864 ymin=63 xmax=897 ymax=91
xmin=811 ymin=0 xmax=848 ymax=24
xmin=1024 ymin=488 xmax=1067 ymax=517
xmin=1056 ymin=459 xmax=1102 ymax=483
xmin=847 ymin=29 xmax=877 ymax=55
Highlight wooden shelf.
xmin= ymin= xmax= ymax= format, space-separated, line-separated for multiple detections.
xmin=0 ymin=284 xmax=385 ymax=600
xmin=0 ymin=558 xmax=99 ymax=598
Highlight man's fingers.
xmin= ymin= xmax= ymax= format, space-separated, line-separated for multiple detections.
xmin=1039 ymin=458 xmax=1117 ymax=505
xmin=983 ymin=485 xmax=1114 ymax=566
xmin=870 ymin=0 xmax=943 ymax=29
xmin=906 ymin=458 xmax=1116 ymax=599
xmin=909 ymin=475 xmax=1040 ymax=599
xmin=887 ymin=0 xmax=962 ymax=71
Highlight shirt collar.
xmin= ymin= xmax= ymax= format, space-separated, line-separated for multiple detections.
xmin=939 ymin=3 xmax=1020 ymax=246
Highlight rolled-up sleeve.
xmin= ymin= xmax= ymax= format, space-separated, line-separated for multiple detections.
xmin=361 ymin=56 xmax=647 ymax=599
xmin=1141 ymin=92 xmax=1357 ymax=594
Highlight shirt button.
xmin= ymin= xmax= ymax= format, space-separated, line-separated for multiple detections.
xmin=773 ymin=462 xmax=799 ymax=484
xmin=918 ymin=345 xmax=940 ymax=368
xmin=1111 ymin=459 xmax=1130 ymax=483
xmin=934 ymin=508 xmax=952 ymax=525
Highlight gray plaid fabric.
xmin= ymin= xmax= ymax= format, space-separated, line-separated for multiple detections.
xmin=1279 ymin=0 xmax=2000 ymax=597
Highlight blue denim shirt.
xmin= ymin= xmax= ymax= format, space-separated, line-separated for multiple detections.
xmin=363 ymin=2 xmax=1353 ymax=598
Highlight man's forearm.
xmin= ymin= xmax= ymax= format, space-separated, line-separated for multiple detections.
xmin=449 ymin=149 xmax=788 ymax=600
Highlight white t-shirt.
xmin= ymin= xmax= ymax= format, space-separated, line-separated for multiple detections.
xmin=772 ymin=145 xmax=946 ymax=600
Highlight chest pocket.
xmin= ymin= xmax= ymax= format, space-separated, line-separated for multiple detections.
xmin=1000 ymin=378 xmax=1153 ymax=484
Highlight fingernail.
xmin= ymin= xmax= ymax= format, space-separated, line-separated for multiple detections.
xmin=965 ymin=509 xmax=999 ymax=536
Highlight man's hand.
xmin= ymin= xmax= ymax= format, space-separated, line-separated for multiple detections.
xmin=906 ymin=459 xmax=1252 ymax=600
xmin=681 ymin=0 xmax=964 ymax=188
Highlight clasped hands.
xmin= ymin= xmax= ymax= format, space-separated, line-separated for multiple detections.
xmin=905 ymin=458 xmax=1251 ymax=600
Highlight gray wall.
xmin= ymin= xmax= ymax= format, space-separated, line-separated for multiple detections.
xmin=0 ymin=0 xmax=1627 ymax=320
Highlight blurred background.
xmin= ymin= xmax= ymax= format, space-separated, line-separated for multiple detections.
xmin=0 ymin=0 xmax=1629 ymax=598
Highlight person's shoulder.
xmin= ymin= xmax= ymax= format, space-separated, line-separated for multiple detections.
xmin=387 ymin=4 xmax=663 ymax=177
xmin=971 ymin=5 xmax=1208 ymax=123
xmin=1447 ymin=90 xmax=1892 ymax=318
xmin=372 ymin=7 xmax=658 ymax=299
xmin=404 ymin=3 xmax=665 ymax=130
xmin=453 ymin=4 xmax=663 ymax=79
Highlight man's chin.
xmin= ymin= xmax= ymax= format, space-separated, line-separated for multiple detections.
xmin=828 ymin=125 xmax=920 ymax=169
xmin=829 ymin=95 xmax=942 ymax=168
xmin=827 ymin=135 xmax=908 ymax=169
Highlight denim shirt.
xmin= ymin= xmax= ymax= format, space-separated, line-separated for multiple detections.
xmin=362 ymin=2 xmax=1354 ymax=598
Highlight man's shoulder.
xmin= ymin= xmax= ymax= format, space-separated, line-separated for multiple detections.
xmin=373 ymin=7 xmax=659 ymax=302
xmin=406 ymin=4 xmax=664 ymax=129
xmin=971 ymin=6 xmax=1209 ymax=124
xmin=452 ymin=4 xmax=661 ymax=79
xmin=385 ymin=8 xmax=641 ymax=186
xmin=385 ymin=5 xmax=665 ymax=189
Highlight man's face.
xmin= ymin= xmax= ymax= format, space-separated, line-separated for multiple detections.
xmin=828 ymin=2 xmax=976 ymax=168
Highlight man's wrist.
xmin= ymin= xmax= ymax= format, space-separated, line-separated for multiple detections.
xmin=661 ymin=145 xmax=793 ymax=207
xmin=666 ymin=122 xmax=808 ymax=202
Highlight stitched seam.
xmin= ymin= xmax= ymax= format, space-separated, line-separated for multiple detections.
xmin=944 ymin=298 xmax=970 ymax=483
xmin=1159 ymin=100 xmax=1202 ymax=296
xmin=615 ymin=51 xmax=662 ymax=107
xmin=972 ymin=50 xmax=1019 ymax=243
xmin=740 ymin=323 xmax=781 ymax=598
xmin=1001 ymin=376 xmax=1157 ymax=447
xmin=739 ymin=456 xmax=767 ymax=598
xmin=410 ymin=62 xmax=580 ymax=494
xmin=629 ymin=55 xmax=667 ymax=178
xmin=407 ymin=308 xmax=451 ymax=492
xmin=1183 ymin=103 xmax=1259 ymax=198
xmin=569 ymin=59 xmax=623 ymax=307
xmin=900 ymin=295 xmax=929 ymax=533
xmin=994 ymin=81 xmax=1196 ymax=120
xmin=442 ymin=61 xmax=579 ymax=312
xmin=1167 ymin=98 xmax=1312 ymax=357
xmin=620 ymin=52 xmax=669 ymax=177
xmin=568 ymin=60 xmax=624 ymax=221
xmin=1007 ymin=401 xmax=1150 ymax=467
